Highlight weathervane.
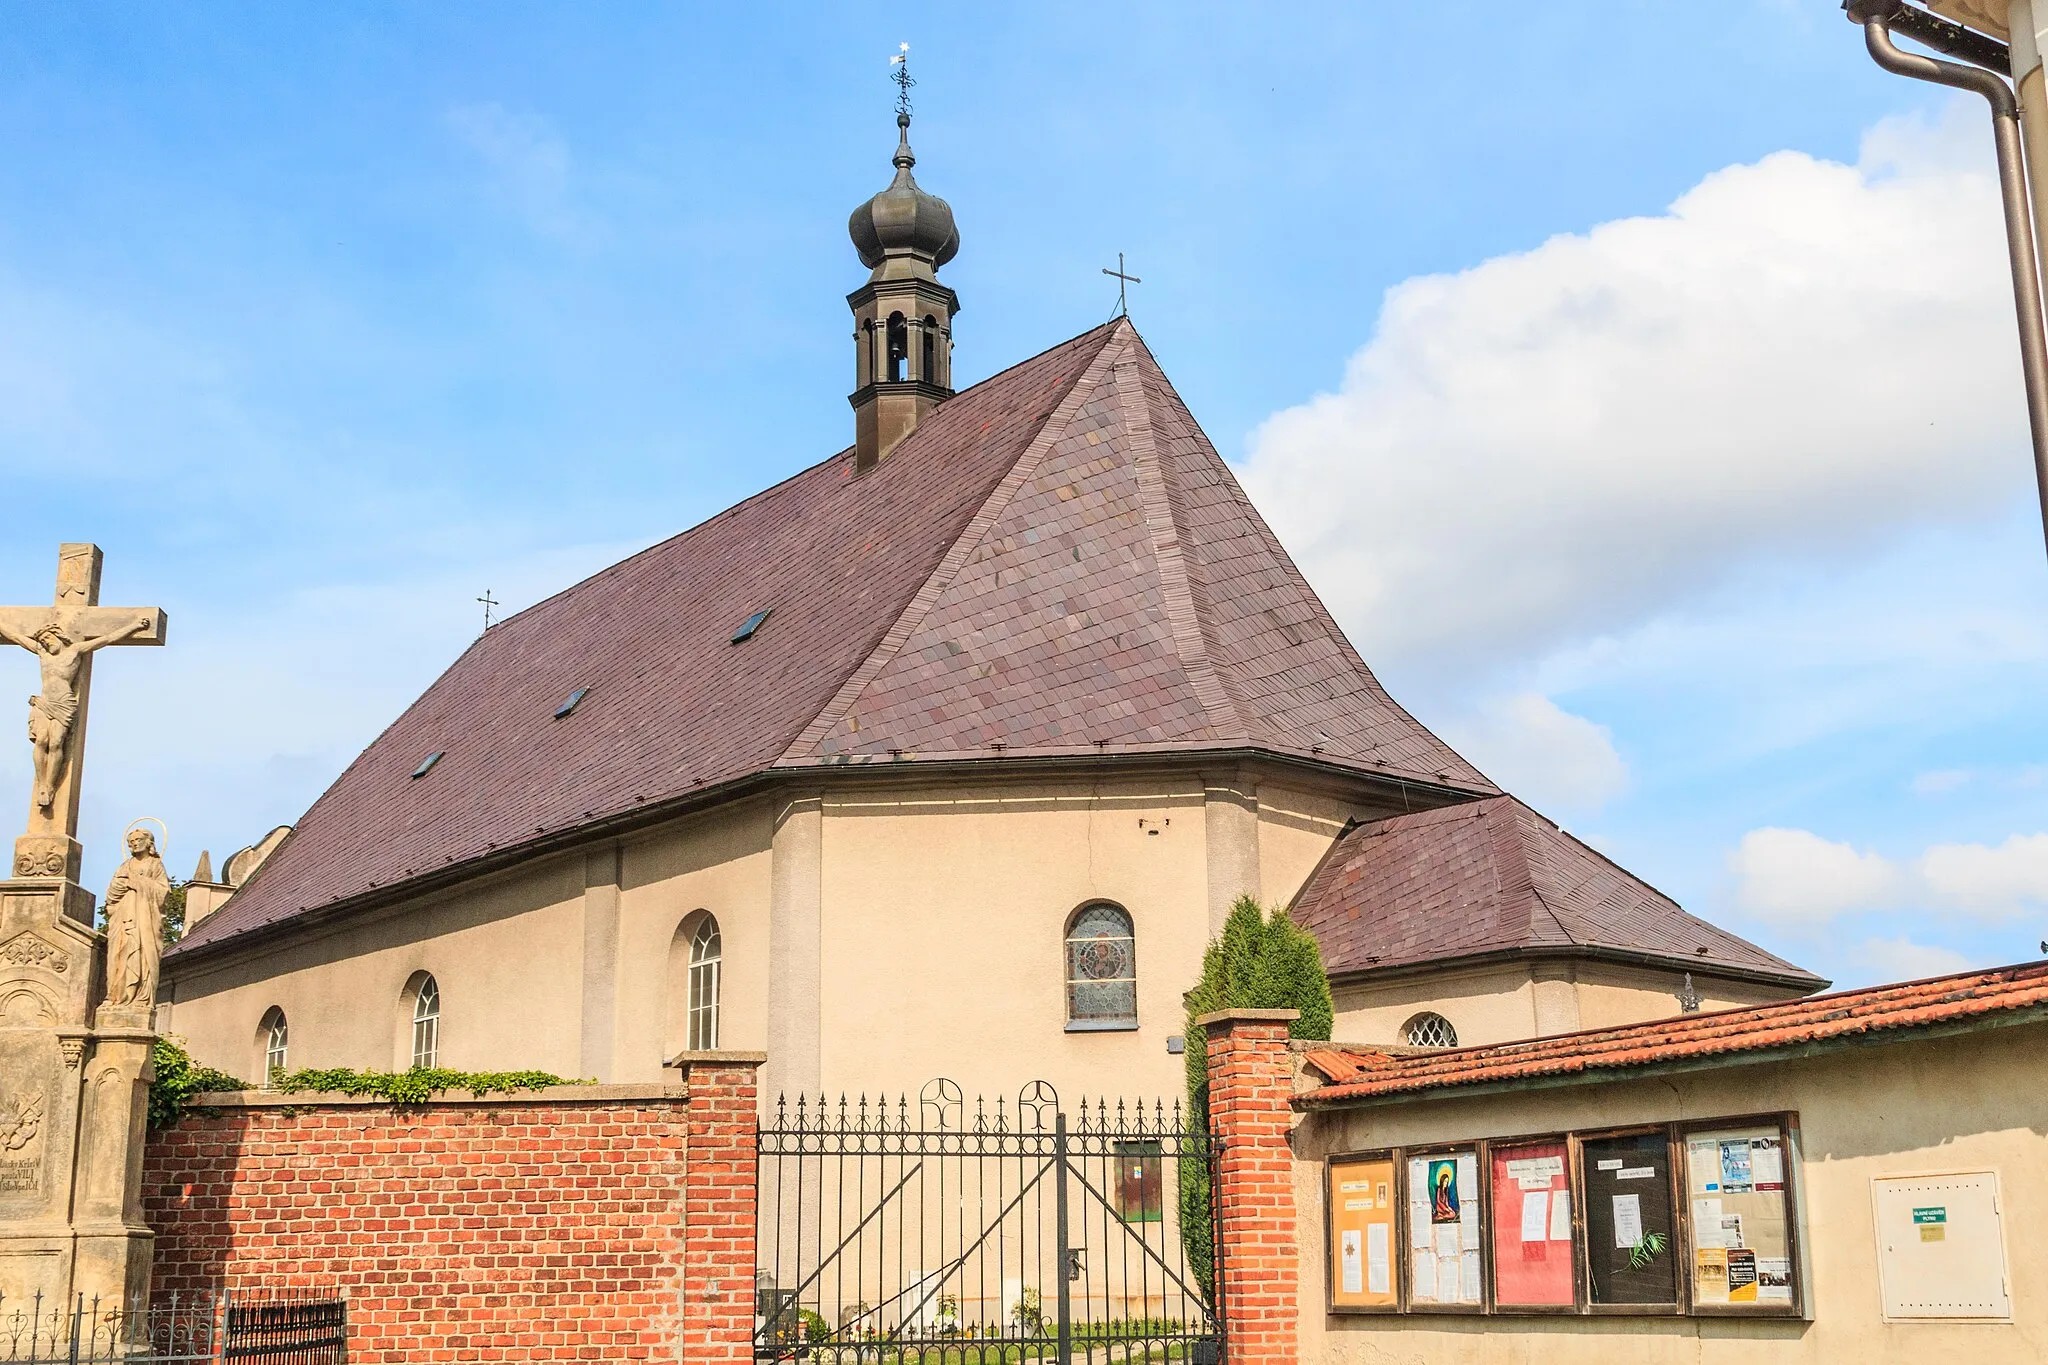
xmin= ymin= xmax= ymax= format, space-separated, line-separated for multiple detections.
xmin=890 ymin=42 xmax=915 ymax=118
xmin=1102 ymin=252 xmax=1142 ymax=319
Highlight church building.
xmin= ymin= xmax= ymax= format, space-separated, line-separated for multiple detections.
xmin=159 ymin=108 xmax=1823 ymax=1106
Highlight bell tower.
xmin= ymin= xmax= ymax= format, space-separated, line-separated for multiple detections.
xmin=846 ymin=54 xmax=960 ymax=472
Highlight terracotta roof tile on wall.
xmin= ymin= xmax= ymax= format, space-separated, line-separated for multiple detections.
xmin=174 ymin=320 xmax=1489 ymax=960
xmin=1291 ymin=796 xmax=1822 ymax=989
xmin=1297 ymin=961 xmax=2048 ymax=1104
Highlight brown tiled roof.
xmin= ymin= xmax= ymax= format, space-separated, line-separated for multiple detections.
xmin=1290 ymin=796 xmax=1822 ymax=989
xmin=174 ymin=320 xmax=1490 ymax=959
xmin=1296 ymin=961 xmax=2048 ymax=1105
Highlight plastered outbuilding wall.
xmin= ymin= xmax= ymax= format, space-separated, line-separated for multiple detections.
xmin=1291 ymin=1021 xmax=2048 ymax=1364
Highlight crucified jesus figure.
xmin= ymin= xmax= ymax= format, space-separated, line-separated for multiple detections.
xmin=0 ymin=615 xmax=154 ymax=813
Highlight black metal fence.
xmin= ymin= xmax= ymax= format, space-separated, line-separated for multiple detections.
xmin=0 ymin=1289 xmax=345 ymax=1364
xmin=756 ymin=1080 xmax=1221 ymax=1363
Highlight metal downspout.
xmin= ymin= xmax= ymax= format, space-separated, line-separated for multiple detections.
xmin=1850 ymin=2 xmax=2048 ymax=560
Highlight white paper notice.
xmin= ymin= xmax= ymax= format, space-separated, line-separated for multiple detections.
xmin=1411 ymin=1249 xmax=1437 ymax=1300
xmin=1408 ymin=1160 xmax=1432 ymax=1249
xmin=1612 ymin=1193 xmax=1643 ymax=1249
xmin=1461 ymin=1250 xmax=1482 ymax=1302
xmin=1751 ymin=1139 xmax=1785 ymax=1187
xmin=1597 ymin=1158 xmax=1624 ymax=1171
xmin=1457 ymin=1155 xmax=1481 ymax=1250
xmin=1435 ymin=1223 xmax=1460 ymax=1258
xmin=1341 ymin=1229 xmax=1363 ymax=1294
xmin=1367 ymin=1222 xmax=1390 ymax=1295
xmin=1520 ymin=1190 xmax=1550 ymax=1244
xmin=1693 ymin=1199 xmax=1725 ymax=1247
xmin=1549 ymin=1188 xmax=1572 ymax=1241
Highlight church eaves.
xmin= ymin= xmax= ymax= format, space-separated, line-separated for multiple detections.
xmin=171 ymin=319 xmax=1492 ymax=961
xmin=1289 ymin=795 xmax=1825 ymax=991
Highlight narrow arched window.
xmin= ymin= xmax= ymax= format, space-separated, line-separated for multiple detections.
xmin=1403 ymin=1012 xmax=1457 ymax=1048
xmin=688 ymin=915 xmax=723 ymax=1051
xmin=411 ymin=974 xmax=440 ymax=1068
xmin=1065 ymin=902 xmax=1137 ymax=1029
xmin=920 ymin=315 xmax=937 ymax=383
xmin=258 ymin=1006 xmax=288 ymax=1087
xmin=886 ymin=313 xmax=908 ymax=382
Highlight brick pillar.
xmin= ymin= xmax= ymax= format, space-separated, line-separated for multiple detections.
xmin=677 ymin=1051 xmax=766 ymax=1363
xmin=1199 ymin=1008 xmax=1299 ymax=1365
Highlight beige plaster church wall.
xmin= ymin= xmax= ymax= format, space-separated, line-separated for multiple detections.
xmin=1331 ymin=960 xmax=1810 ymax=1048
xmin=1292 ymin=1020 xmax=2048 ymax=1363
xmin=163 ymin=855 xmax=590 ymax=1081
xmin=1256 ymin=784 xmax=1357 ymax=911
xmin=809 ymin=777 xmax=1211 ymax=1106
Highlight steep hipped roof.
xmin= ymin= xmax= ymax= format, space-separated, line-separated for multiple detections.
xmin=174 ymin=320 xmax=1491 ymax=960
xmin=1290 ymin=796 xmax=1822 ymax=990
xmin=1296 ymin=961 xmax=2048 ymax=1105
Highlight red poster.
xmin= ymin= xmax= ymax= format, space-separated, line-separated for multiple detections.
xmin=1490 ymin=1141 xmax=1574 ymax=1307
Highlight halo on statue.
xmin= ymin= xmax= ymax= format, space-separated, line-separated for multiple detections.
xmin=124 ymin=816 xmax=168 ymax=852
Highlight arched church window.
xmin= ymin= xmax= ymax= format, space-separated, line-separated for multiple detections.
xmin=1403 ymin=1012 xmax=1457 ymax=1049
xmin=258 ymin=1006 xmax=288 ymax=1087
xmin=921 ymin=315 xmax=937 ymax=383
xmin=409 ymin=973 xmax=440 ymax=1069
xmin=886 ymin=312 xmax=908 ymax=382
xmin=688 ymin=915 xmax=723 ymax=1051
xmin=1065 ymin=902 xmax=1137 ymax=1029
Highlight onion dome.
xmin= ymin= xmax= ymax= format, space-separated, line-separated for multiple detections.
xmin=848 ymin=113 xmax=960 ymax=271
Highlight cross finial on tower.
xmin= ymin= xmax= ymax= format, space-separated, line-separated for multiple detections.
xmin=1102 ymin=252 xmax=1142 ymax=320
xmin=477 ymin=589 xmax=500 ymax=632
xmin=890 ymin=42 xmax=915 ymax=119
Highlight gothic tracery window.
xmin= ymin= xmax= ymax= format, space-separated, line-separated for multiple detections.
xmin=1065 ymin=902 xmax=1137 ymax=1029
xmin=688 ymin=914 xmax=722 ymax=1051
xmin=410 ymin=974 xmax=440 ymax=1069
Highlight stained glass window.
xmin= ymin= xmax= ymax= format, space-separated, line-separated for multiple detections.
xmin=1066 ymin=902 xmax=1136 ymax=1026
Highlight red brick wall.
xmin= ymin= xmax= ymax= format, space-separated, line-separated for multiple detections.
xmin=143 ymin=1069 xmax=759 ymax=1363
xmin=1202 ymin=1009 xmax=1300 ymax=1365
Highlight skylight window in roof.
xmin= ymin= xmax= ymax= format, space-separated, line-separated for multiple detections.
xmin=411 ymin=751 xmax=445 ymax=780
xmin=554 ymin=687 xmax=591 ymax=719
xmin=731 ymin=609 xmax=772 ymax=644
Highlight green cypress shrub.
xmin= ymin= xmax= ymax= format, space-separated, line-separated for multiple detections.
xmin=1179 ymin=895 xmax=1334 ymax=1296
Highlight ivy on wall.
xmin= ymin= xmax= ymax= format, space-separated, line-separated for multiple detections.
xmin=147 ymin=1038 xmax=590 ymax=1128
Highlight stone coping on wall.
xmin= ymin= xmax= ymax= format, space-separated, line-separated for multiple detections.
xmin=189 ymin=1082 xmax=689 ymax=1107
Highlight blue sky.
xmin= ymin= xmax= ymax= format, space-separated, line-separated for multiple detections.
xmin=2 ymin=3 xmax=2042 ymax=987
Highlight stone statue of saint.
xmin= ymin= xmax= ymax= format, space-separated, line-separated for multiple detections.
xmin=102 ymin=828 xmax=170 ymax=1010
xmin=0 ymin=614 xmax=154 ymax=813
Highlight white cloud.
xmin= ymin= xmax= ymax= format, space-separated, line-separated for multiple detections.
xmin=1910 ymin=768 xmax=1972 ymax=797
xmin=1919 ymin=833 xmax=2048 ymax=919
xmin=1848 ymin=935 xmax=1975 ymax=984
xmin=1439 ymin=692 xmax=1626 ymax=812
xmin=1241 ymin=102 xmax=2021 ymax=677
xmin=1729 ymin=827 xmax=1898 ymax=922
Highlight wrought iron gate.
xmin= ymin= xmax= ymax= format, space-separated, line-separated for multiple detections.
xmin=755 ymin=1080 xmax=1221 ymax=1362
xmin=0 ymin=1288 xmax=346 ymax=1363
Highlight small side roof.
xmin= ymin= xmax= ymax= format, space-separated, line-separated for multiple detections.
xmin=1297 ymin=960 xmax=2048 ymax=1107
xmin=1290 ymin=795 xmax=1823 ymax=990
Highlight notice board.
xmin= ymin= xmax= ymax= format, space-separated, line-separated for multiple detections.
xmin=1490 ymin=1140 xmax=1574 ymax=1307
xmin=1872 ymin=1172 xmax=2011 ymax=1321
xmin=1404 ymin=1149 xmax=1483 ymax=1307
xmin=1327 ymin=1154 xmax=1399 ymax=1310
xmin=1582 ymin=1131 xmax=1677 ymax=1305
xmin=1684 ymin=1124 xmax=1794 ymax=1308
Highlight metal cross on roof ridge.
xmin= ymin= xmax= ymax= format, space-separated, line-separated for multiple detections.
xmin=477 ymin=589 xmax=499 ymax=632
xmin=1102 ymin=252 xmax=1141 ymax=319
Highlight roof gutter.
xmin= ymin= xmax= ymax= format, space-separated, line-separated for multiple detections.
xmin=1323 ymin=943 xmax=1827 ymax=994
xmin=164 ymin=744 xmax=1485 ymax=976
xmin=1847 ymin=2 xmax=2048 ymax=563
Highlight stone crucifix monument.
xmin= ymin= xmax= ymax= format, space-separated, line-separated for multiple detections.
xmin=0 ymin=543 xmax=166 ymax=1324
